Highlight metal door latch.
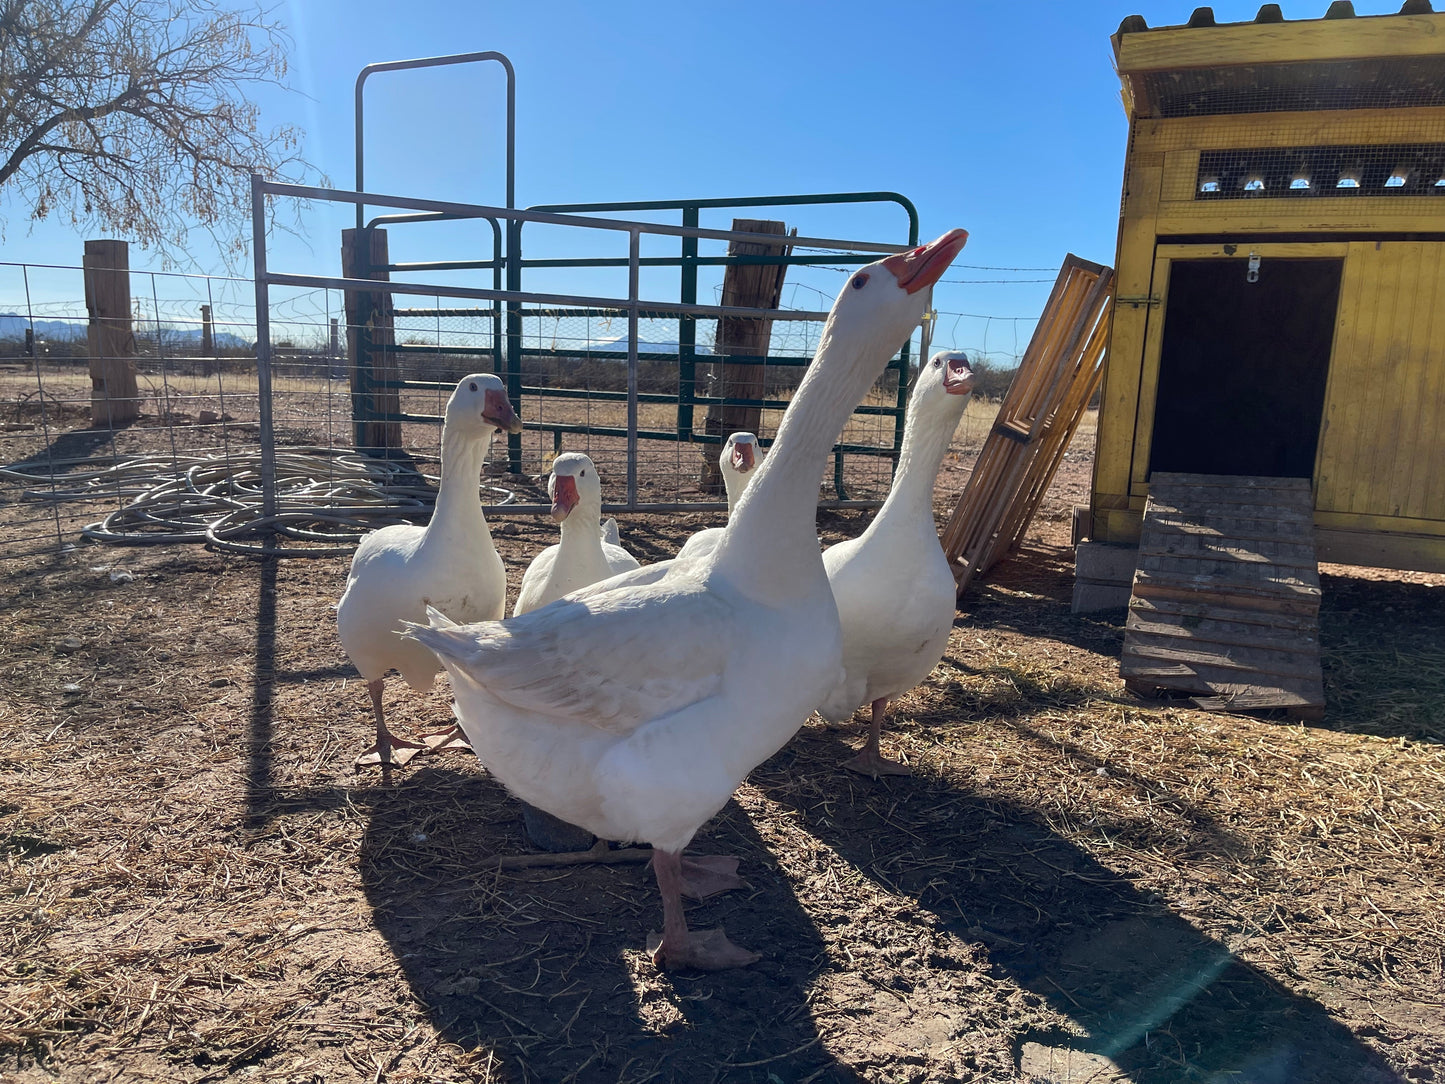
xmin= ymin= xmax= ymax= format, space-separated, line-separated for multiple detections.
xmin=1246 ymin=252 xmax=1261 ymax=283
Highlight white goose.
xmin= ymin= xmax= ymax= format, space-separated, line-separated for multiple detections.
xmin=514 ymin=452 xmax=641 ymax=616
xmin=403 ymin=229 xmax=968 ymax=969
xmin=335 ymin=373 xmax=522 ymax=773
xmin=673 ymin=432 xmax=762 ymax=564
xmin=817 ymin=350 xmax=976 ymax=776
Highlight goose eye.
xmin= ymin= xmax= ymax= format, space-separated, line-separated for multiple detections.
xmin=469 ymin=381 xmax=478 ymax=392
xmin=850 ymin=273 xmax=869 ymax=290
xmin=580 ymin=469 xmax=587 ymax=477
xmin=933 ymin=357 xmax=942 ymax=368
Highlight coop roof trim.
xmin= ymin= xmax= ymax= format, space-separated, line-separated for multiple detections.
xmin=1114 ymin=3 xmax=1445 ymax=74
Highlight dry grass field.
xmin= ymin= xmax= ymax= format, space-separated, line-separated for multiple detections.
xmin=1 ymin=379 xmax=1441 ymax=1083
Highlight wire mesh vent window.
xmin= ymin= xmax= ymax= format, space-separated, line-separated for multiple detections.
xmin=1137 ymin=55 xmax=1445 ymax=117
xmin=1196 ymin=143 xmax=1445 ymax=199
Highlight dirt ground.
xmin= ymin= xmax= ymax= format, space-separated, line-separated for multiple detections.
xmin=1 ymin=439 xmax=1442 ymax=1083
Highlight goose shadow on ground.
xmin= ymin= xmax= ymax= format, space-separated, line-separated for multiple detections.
xmin=750 ymin=723 xmax=1403 ymax=1084
xmin=357 ymin=765 xmax=861 ymax=1084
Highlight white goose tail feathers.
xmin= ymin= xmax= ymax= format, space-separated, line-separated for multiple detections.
xmin=398 ymin=605 xmax=470 ymax=662
xmin=600 ymin=517 xmax=621 ymax=546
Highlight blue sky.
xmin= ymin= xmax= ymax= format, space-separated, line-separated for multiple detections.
xmin=0 ymin=0 xmax=1416 ymax=362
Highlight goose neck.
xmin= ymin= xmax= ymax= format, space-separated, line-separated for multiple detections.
xmin=875 ymin=400 xmax=960 ymax=526
xmin=429 ymin=425 xmax=493 ymax=539
xmin=557 ymin=507 xmax=606 ymax=559
xmin=712 ymin=329 xmax=902 ymax=594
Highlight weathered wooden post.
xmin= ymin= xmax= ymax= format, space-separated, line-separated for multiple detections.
xmin=341 ymin=226 xmax=401 ymax=452
xmin=200 ymin=303 xmax=215 ymax=376
xmin=83 ymin=239 xmax=140 ymax=427
xmin=700 ymin=219 xmax=792 ymax=492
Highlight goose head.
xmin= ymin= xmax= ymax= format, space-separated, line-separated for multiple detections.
xmin=548 ymin=451 xmax=603 ymax=524
xmin=446 ymin=373 xmax=524 ymax=437
xmin=903 ymin=349 xmax=976 ymax=443
xmin=720 ymin=432 xmax=760 ymax=511
xmin=820 ymin=229 xmax=970 ymax=367
xmin=917 ymin=349 xmax=976 ymax=400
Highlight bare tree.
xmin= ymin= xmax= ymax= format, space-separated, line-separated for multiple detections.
xmin=0 ymin=0 xmax=317 ymax=263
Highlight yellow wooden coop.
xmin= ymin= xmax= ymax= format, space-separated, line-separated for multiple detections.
xmin=1076 ymin=0 xmax=1445 ymax=613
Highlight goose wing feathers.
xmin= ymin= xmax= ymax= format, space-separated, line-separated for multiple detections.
xmin=405 ymin=576 xmax=731 ymax=734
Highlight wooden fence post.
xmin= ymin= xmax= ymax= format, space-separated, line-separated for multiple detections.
xmin=700 ymin=219 xmax=793 ymax=492
xmin=200 ymin=304 xmax=215 ymax=376
xmin=83 ymin=239 xmax=140 ymax=427
xmin=341 ymin=226 xmax=401 ymax=452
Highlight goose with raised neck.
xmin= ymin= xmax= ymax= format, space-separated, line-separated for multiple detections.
xmin=335 ymin=372 xmax=522 ymax=776
xmin=816 ymin=350 xmax=976 ymax=776
xmin=402 ymin=229 xmax=968 ymax=969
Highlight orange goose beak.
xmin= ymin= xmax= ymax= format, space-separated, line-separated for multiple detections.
xmin=551 ymin=473 xmax=579 ymax=522
xmin=483 ymin=388 xmax=524 ymax=433
xmin=880 ymin=228 xmax=969 ymax=295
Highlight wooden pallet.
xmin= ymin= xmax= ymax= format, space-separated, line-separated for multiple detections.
xmin=942 ymin=255 xmax=1114 ymax=595
xmin=1121 ymin=473 xmax=1325 ymax=720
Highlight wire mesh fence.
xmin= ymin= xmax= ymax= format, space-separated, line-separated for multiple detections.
xmin=1 ymin=221 xmax=1016 ymax=562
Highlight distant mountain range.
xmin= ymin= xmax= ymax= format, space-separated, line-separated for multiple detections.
xmin=0 ymin=314 xmax=249 ymax=349
xmin=0 ymin=316 xmax=87 ymax=341
xmin=586 ymin=337 xmax=712 ymax=356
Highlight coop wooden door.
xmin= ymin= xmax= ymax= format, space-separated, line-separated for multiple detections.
xmin=1134 ymin=244 xmax=1346 ymax=488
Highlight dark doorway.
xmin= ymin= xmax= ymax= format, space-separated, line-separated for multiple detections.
xmin=1147 ymin=256 xmax=1342 ymax=479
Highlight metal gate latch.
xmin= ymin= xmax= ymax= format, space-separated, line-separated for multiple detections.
xmin=1246 ymin=252 xmax=1261 ymax=283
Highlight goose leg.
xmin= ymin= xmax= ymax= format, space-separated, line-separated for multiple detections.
xmin=354 ymin=679 xmax=426 ymax=773
xmin=647 ymin=849 xmax=759 ymax=971
xmin=842 ymin=696 xmax=912 ymax=778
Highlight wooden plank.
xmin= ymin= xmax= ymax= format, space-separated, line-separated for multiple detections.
xmin=1147 ymin=488 xmax=1316 ymax=510
xmin=1141 ymin=514 xmax=1315 ymax=540
xmin=1134 ymin=107 xmax=1445 ymax=152
xmin=1144 ymin=515 xmax=1315 ymax=543
xmin=1153 ymin=244 xmax=1352 ymax=263
xmin=1127 ymin=593 xmax=1318 ymax=632
xmin=1155 ymin=208 xmax=1445 ymax=237
xmin=1115 ymin=13 xmax=1445 ymax=73
xmin=1151 ymin=471 xmax=1311 ymax=491
xmin=1191 ymin=690 xmax=1322 ymax=711
xmin=1313 ymin=509 xmax=1445 ymax=536
xmin=1135 ymin=555 xmax=1320 ymax=591
xmin=1141 ymin=528 xmax=1317 ymax=555
xmin=1138 ymin=537 xmax=1319 ymax=570
xmin=1121 ymin=635 xmax=1324 ymax=680
xmin=1129 ymin=253 xmax=1174 ymax=498
xmin=1316 ymin=528 xmax=1445 ymax=574
xmin=1131 ymin=575 xmax=1320 ymax=616
xmin=1122 ymin=657 xmax=1323 ymax=696
xmin=1093 ymin=154 xmax=1161 ymax=519
xmin=1125 ymin=613 xmax=1318 ymax=654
